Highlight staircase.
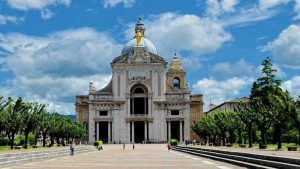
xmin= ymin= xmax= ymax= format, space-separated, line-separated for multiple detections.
xmin=0 ymin=145 xmax=97 ymax=166
xmin=172 ymin=146 xmax=300 ymax=169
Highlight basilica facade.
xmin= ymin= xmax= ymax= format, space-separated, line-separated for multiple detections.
xmin=75 ymin=18 xmax=203 ymax=143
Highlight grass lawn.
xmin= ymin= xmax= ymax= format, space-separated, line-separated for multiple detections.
xmin=0 ymin=146 xmax=11 ymax=151
xmin=230 ymin=143 xmax=299 ymax=150
xmin=252 ymin=143 xmax=298 ymax=150
xmin=0 ymin=145 xmax=64 ymax=152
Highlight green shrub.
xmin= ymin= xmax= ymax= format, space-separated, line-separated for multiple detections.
xmin=14 ymin=140 xmax=19 ymax=146
xmin=93 ymin=140 xmax=103 ymax=147
xmin=14 ymin=135 xmax=25 ymax=146
xmin=0 ymin=137 xmax=9 ymax=146
xmin=28 ymin=134 xmax=35 ymax=145
xmin=170 ymin=139 xmax=178 ymax=146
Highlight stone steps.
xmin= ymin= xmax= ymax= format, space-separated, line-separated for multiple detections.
xmin=0 ymin=146 xmax=97 ymax=166
xmin=172 ymin=146 xmax=300 ymax=169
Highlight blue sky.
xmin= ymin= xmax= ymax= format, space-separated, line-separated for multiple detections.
xmin=0 ymin=0 xmax=299 ymax=114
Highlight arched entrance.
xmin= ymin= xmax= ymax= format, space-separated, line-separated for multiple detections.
xmin=130 ymin=84 xmax=148 ymax=143
xmin=130 ymin=84 xmax=148 ymax=115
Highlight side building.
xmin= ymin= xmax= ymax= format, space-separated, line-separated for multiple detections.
xmin=75 ymin=18 xmax=204 ymax=144
xmin=206 ymin=97 xmax=249 ymax=115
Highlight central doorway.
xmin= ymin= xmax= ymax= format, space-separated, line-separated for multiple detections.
xmin=134 ymin=121 xmax=144 ymax=143
xmin=98 ymin=122 xmax=108 ymax=143
xmin=171 ymin=121 xmax=180 ymax=141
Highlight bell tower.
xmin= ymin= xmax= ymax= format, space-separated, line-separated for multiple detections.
xmin=166 ymin=53 xmax=187 ymax=92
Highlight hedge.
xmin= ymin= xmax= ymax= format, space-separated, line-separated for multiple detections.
xmin=93 ymin=140 xmax=103 ymax=147
xmin=170 ymin=139 xmax=178 ymax=146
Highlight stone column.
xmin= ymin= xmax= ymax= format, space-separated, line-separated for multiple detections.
xmin=144 ymin=98 xmax=146 ymax=114
xmin=144 ymin=121 xmax=147 ymax=141
xmin=132 ymin=121 xmax=135 ymax=143
xmin=148 ymin=122 xmax=152 ymax=140
xmin=168 ymin=121 xmax=171 ymax=141
xmin=180 ymin=121 xmax=183 ymax=143
xmin=128 ymin=122 xmax=131 ymax=143
xmin=132 ymin=99 xmax=134 ymax=114
xmin=96 ymin=121 xmax=99 ymax=141
xmin=108 ymin=121 xmax=111 ymax=143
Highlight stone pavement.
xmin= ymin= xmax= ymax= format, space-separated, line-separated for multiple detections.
xmin=2 ymin=144 xmax=245 ymax=169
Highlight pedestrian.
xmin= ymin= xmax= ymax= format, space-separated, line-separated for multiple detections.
xmin=167 ymin=143 xmax=171 ymax=151
xmin=70 ymin=141 xmax=75 ymax=156
xmin=123 ymin=143 xmax=125 ymax=150
xmin=193 ymin=139 xmax=196 ymax=146
xmin=133 ymin=143 xmax=135 ymax=150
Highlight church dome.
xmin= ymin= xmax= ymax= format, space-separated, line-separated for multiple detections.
xmin=169 ymin=54 xmax=183 ymax=72
xmin=121 ymin=37 xmax=158 ymax=55
xmin=121 ymin=18 xmax=159 ymax=55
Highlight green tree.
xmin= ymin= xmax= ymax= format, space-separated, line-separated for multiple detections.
xmin=266 ymin=88 xmax=295 ymax=149
xmin=213 ymin=112 xmax=228 ymax=146
xmin=295 ymin=96 xmax=300 ymax=145
xmin=48 ymin=113 xmax=65 ymax=145
xmin=250 ymin=57 xmax=278 ymax=147
xmin=250 ymin=96 xmax=272 ymax=146
xmin=235 ymin=102 xmax=256 ymax=148
xmin=61 ymin=117 xmax=72 ymax=144
xmin=37 ymin=111 xmax=52 ymax=147
xmin=0 ymin=97 xmax=8 ymax=134
xmin=22 ymin=102 xmax=46 ymax=149
xmin=4 ymin=97 xmax=30 ymax=149
xmin=193 ymin=115 xmax=218 ymax=144
xmin=251 ymin=57 xmax=294 ymax=149
xmin=225 ymin=111 xmax=243 ymax=145
xmin=70 ymin=122 xmax=85 ymax=141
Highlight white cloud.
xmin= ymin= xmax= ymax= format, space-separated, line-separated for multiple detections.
xmin=203 ymin=0 xmax=289 ymax=27
xmin=0 ymin=74 xmax=111 ymax=115
xmin=0 ymin=14 xmax=23 ymax=25
xmin=0 ymin=27 xmax=122 ymax=114
xmin=263 ymin=25 xmax=300 ymax=69
xmin=41 ymin=8 xmax=55 ymax=20
xmin=103 ymin=0 xmax=135 ymax=8
xmin=221 ymin=5 xmax=277 ymax=26
xmin=181 ymin=56 xmax=202 ymax=72
xmin=129 ymin=13 xmax=231 ymax=59
xmin=6 ymin=0 xmax=71 ymax=10
xmin=206 ymin=0 xmax=239 ymax=17
xmin=259 ymin=0 xmax=290 ymax=10
xmin=294 ymin=0 xmax=300 ymax=19
xmin=221 ymin=0 xmax=240 ymax=12
xmin=1 ymin=28 xmax=122 ymax=77
xmin=212 ymin=58 xmax=254 ymax=77
xmin=193 ymin=77 xmax=253 ymax=111
xmin=282 ymin=76 xmax=300 ymax=98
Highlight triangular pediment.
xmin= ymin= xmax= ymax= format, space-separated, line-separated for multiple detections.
xmin=111 ymin=47 xmax=166 ymax=66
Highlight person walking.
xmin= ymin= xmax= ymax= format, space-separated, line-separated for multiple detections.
xmin=123 ymin=143 xmax=125 ymax=150
xmin=70 ymin=141 xmax=75 ymax=156
xmin=167 ymin=143 xmax=171 ymax=151
xmin=133 ymin=143 xmax=135 ymax=150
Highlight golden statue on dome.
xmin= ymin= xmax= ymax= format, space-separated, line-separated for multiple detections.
xmin=136 ymin=30 xmax=142 ymax=45
xmin=135 ymin=17 xmax=144 ymax=46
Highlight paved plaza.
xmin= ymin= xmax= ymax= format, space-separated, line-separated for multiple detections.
xmin=2 ymin=144 xmax=244 ymax=169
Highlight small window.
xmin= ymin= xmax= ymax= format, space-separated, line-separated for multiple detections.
xmin=173 ymin=77 xmax=180 ymax=88
xmin=171 ymin=110 xmax=179 ymax=115
xmin=99 ymin=111 xmax=108 ymax=116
